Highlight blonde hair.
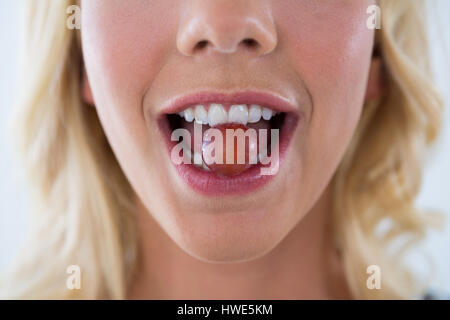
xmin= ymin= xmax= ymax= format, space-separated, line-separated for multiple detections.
xmin=0 ymin=0 xmax=444 ymax=299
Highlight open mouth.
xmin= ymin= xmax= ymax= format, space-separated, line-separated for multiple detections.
xmin=158 ymin=92 xmax=299 ymax=196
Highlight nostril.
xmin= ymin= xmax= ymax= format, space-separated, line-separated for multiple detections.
xmin=242 ymin=38 xmax=258 ymax=47
xmin=194 ymin=40 xmax=209 ymax=52
xmin=242 ymin=38 xmax=259 ymax=49
xmin=191 ymin=38 xmax=260 ymax=55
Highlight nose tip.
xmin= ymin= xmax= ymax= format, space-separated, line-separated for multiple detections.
xmin=176 ymin=1 xmax=277 ymax=57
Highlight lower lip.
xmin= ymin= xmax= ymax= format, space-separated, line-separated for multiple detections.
xmin=159 ymin=114 xmax=299 ymax=197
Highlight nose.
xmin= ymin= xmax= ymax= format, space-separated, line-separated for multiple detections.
xmin=176 ymin=0 xmax=278 ymax=57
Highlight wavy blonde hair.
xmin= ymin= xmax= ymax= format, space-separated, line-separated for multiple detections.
xmin=0 ymin=0 xmax=444 ymax=299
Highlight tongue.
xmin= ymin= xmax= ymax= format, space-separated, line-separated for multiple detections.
xmin=181 ymin=121 xmax=271 ymax=177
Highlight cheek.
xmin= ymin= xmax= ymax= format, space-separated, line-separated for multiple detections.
xmin=279 ymin=2 xmax=375 ymax=123
xmin=82 ymin=1 xmax=179 ymax=89
xmin=81 ymin=1 xmax=179 ymax=169
xmin=276 ymin=1 xmax=375 ymax=193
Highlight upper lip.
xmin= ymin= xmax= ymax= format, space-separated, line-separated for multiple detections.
xmin=159 ymin=90 xmax=299 ymax=115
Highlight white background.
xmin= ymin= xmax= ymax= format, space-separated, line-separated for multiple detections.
xmin=1 ymin=0 xmax=449 ymax=293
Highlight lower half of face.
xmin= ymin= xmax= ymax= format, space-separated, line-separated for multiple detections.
xmin=81 ymin=0 xmax=376 ymax=262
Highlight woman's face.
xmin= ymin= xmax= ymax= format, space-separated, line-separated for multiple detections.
xmin=81 ymin=0 xmax=377 ymax=262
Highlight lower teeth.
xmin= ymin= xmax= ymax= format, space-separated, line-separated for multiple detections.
xmin=192 ymin=151 xmax=267 ymax=172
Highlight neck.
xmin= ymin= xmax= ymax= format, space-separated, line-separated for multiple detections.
xmin=128 ymin=185 xmax=350 ymax=299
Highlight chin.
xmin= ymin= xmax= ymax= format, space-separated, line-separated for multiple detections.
xmin=154 ymin=196 xmax=298 ymax=263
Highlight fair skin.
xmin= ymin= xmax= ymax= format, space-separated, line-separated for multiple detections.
xmin=81 ymin=0 xmax=381 ymax=299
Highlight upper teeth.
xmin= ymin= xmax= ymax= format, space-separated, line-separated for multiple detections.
xmin=178 ymin=104 xmax=277 ymax=126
